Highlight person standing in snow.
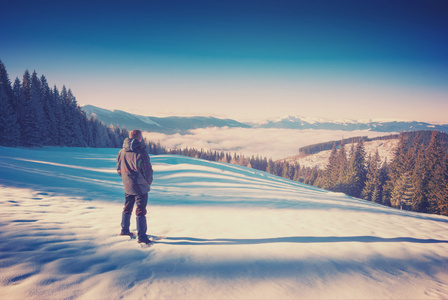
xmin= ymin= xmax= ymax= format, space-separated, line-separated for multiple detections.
xmin=117 ymin=129 xmax=154 ymax=244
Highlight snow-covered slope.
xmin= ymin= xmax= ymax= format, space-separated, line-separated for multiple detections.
xmin=1 ymin=146 xmax=448 ymax=299
xmin=283 ymin=139 xmax=399 ymax=169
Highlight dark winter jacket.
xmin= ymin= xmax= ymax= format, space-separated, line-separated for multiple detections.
xmin=117 ymin=138 xmax=153 ymax=195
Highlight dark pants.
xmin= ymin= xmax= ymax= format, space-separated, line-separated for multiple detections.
xmin=123 ymin=193 xmax=148 ymax=216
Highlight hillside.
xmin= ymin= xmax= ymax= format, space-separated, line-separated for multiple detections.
xmin=282 ymin=130 xmax=448 ymax=170
xmin=1 ymin=146 xmax=448 ymax=299
xmin=283 ymin=139 xmax=399 ymax=169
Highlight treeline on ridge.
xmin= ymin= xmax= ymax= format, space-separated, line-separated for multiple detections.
xmin=0 ymin=60 xmax=127 ymax=148
xmin=299 ymin=134 xmax=399 ymax=155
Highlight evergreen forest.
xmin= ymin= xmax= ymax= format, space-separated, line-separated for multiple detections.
xmin=319 ymin=131 xmax=448 ymax=215
xmin=0 ymin=60 xmax=127 ymax=148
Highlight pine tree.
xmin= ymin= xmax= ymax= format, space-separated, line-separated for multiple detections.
xmin=51 ymin=86 xmax=64 ymax=146
xmin=439 ymin=150 xmax=448 ymax=215
xmin=0 ymin=82 xmax=20 ymax=146
xmin=307 ymin=167 xmax=320 ymax=186
xmin=21 ymin=70 xmax=41 ymax=146
xmin=376 ymin=159 xmax=389 ymax=205
xmin=90 ymin=117 xmax=108 ymax=147
xmin=60 ymin=85 xmax=78 ymax=146
xmin=411 ymin=147 xmax=430 ymax=212
xmin=68 ymin=89 xmax=85 ymax=146
xmin=334 ymin=140 xmax=348 ymax=192
xmin=343 ymin=139 xmax=367 ymax=198
xmin=425 ymin=131 xmax=445 ymax=214
xmin=0 ymin=60 xmax=14 ymax=107
xmin=30 ymin=71 xmax=46 ymax=143
xmin=391 ymin=171 xmax=414 ymax=210
xmin=286 ymin=163 xmax=296 ymax=180
xmin=405 ymin=133 xmax=422 ymax=171
xmin=266 ymin=158 xmax=275 ymax=175
xmin=323 ymin=144 xmax=338 ymax=190
xmin=384 ymin=133 xmax=408 ymax=206
xmin=12 ymin=78 xmax=26 ymax=145
xmin=40 ymin=75 xmax=57 ymax=145
xmin=82 ymin=115 xmax=94 ymax=147
xmin=0 ymin=61 xmax=20 ymax=146
xmin=362 ymin=149 xmax=381 ymax=201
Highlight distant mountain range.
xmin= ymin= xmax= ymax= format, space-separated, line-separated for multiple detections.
xmin=82 ymin=105 xmax=448 ymax=134
xmin=257 ymin=115 xmax=448 ymax=133
xmin=82 ymin=105 xmax=250 ymax=134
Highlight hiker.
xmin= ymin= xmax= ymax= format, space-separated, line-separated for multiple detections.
xmin=117 ymin=129 xmax=154 ymax=244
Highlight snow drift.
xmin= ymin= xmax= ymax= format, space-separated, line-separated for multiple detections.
xmin=0 ymin=146 xmax=448 ymax=299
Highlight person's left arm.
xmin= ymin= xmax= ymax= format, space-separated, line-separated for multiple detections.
xmin=139 ymin=153 xmax=153 ymax=185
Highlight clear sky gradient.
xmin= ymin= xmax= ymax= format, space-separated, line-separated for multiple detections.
xmin=2 ymin=0 xmax=448 ymax=123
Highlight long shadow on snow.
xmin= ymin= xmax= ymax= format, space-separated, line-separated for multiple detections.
xmin=158 ymin=236 xmax=448 ymax=246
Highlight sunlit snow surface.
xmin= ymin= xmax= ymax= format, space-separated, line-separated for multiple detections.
xmin=1 ymin=147 xmax=448 ymax=299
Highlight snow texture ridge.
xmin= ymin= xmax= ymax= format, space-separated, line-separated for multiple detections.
xmin=1 ymin=146 xmax=448 ymax=299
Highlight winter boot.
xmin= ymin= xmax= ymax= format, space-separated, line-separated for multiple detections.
xmin=136 ymin=215 xmax=151 ymax=244
xmin=120 ymin=212 xmax=133 ymax=236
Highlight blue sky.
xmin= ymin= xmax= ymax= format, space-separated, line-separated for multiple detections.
xmin=2 ymin=0 xmax=448 ymax=122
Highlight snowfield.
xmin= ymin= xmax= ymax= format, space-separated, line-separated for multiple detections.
xmin=1 ymin=146 xmax=448 ymax=299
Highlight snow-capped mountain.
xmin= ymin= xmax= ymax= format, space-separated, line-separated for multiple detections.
xmin=82 ymin=105 xmax=448 ymax=134
xmin=82 ymin=105 xmax=250 ymax=134
xmin=1 ymin=146 xmax=447 ymax=299
xmin=256 ymin=115 xmax=448 ymax=133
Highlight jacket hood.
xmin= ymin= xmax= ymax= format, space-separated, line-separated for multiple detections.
xmin=122 ymin=138 xmax=146 ymax=152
